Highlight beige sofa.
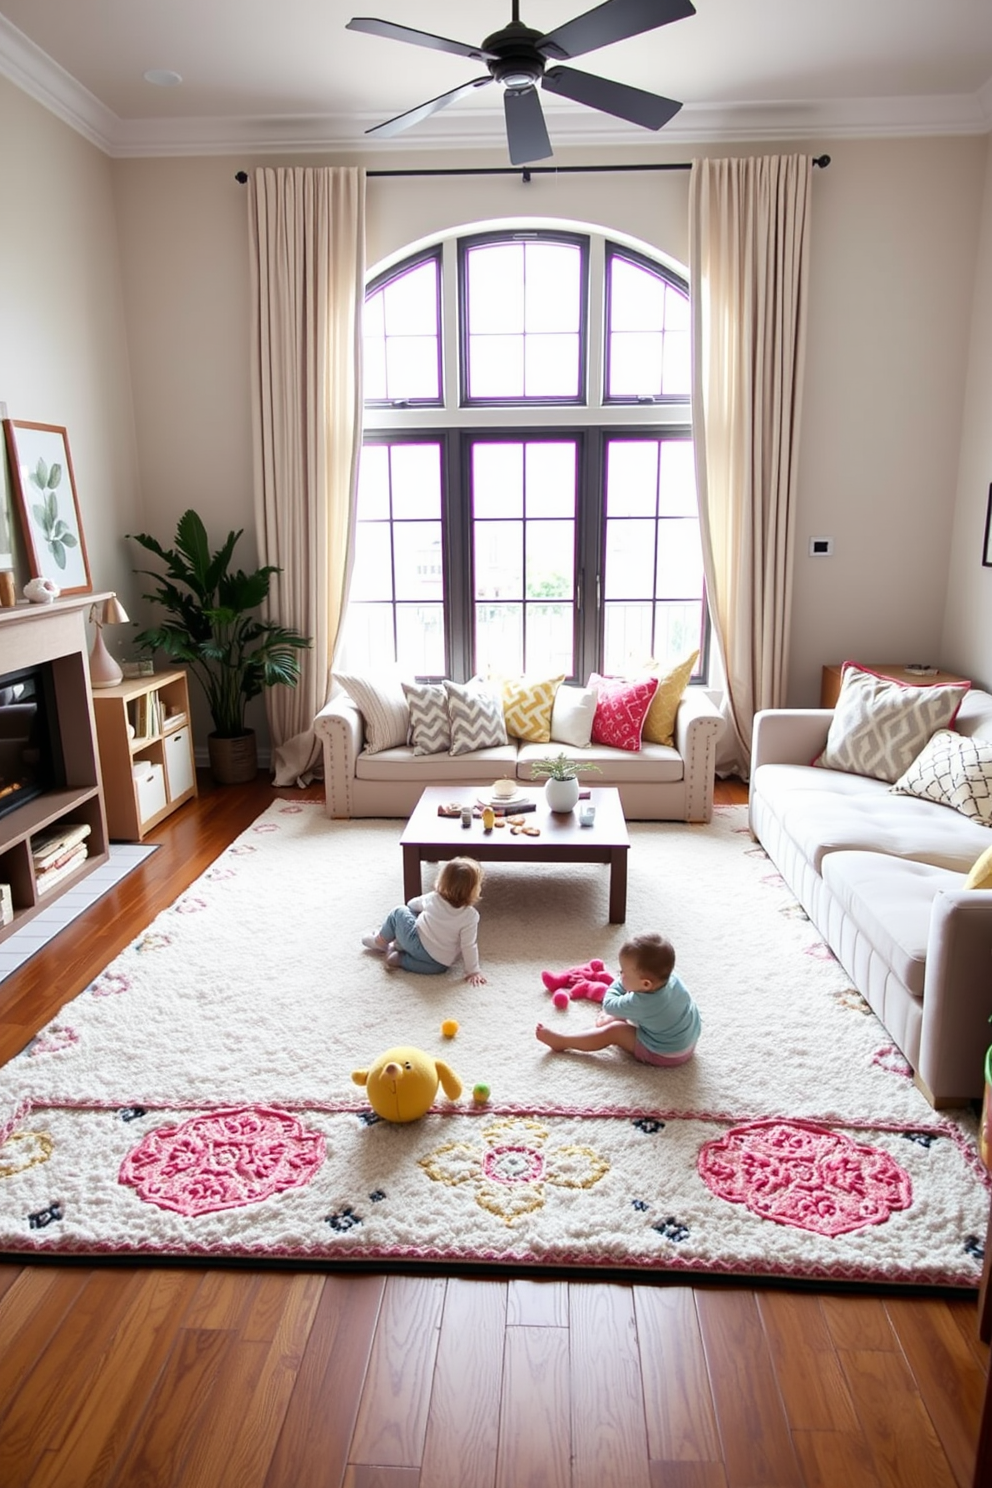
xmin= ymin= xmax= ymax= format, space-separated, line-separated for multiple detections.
xmin=315 ymin=686 xmax=725 ymax=822
xmin=749 ymin=688 xmax=992 ymax=1107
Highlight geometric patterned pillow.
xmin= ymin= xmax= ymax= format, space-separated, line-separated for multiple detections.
xmin=814 ymin=664 xmax=970 ymax=783
xmin=333 ymin=671 xmax=410 ymax=754
xmin=890 ymin=729 xmax=992 ymax=825
xmin=444 ymin=680 xmax=508 ymax=756
xmin=641 ymin=650 xmax=699 ymax=747
xmin=588 ymin=673 xmax=659 ymax=753
xmin=402 ymin=681 xmax=451 ymax=756
xmin=500 ymin=674 xmax=564 ymax=744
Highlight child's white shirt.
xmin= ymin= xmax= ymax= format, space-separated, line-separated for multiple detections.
xmin=408 ymin=892 xmax=481 ymax=974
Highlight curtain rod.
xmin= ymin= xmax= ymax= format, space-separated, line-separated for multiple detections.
xmin=234 ymin=154 xmax=830 ymax=185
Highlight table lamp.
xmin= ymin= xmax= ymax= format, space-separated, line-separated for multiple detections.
xmin=88 ymin=594 xmax=130 ymax=688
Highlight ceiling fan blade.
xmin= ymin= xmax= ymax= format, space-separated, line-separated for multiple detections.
xmin=347 ymin=17 xmax=498 ymax=63
xmin=542 ymin=65 xmax=682 ymax=130
xmin=366 ymin=76 xmax=494 ymax=138
xmin=504 ymin=87 xmax=553 ymax=166
xmin=538 ymin=0 xmax=695 ymax=62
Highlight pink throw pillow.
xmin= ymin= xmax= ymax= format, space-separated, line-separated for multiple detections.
xmin=589 ymin=673 xmax=659 ymax=752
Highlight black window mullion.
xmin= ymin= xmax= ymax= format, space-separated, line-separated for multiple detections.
xmin=576 ymin=428 xmax=603 ymax=683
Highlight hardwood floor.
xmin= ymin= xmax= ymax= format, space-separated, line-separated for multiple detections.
xmin=0 ymin=774 xmax=987 ymax=1488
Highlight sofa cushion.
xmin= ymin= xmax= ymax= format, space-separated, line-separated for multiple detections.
xmin=641 ymin=651 xmax=699 ymax=747
xmin=813 ymin=664 xmax=969 ymax=783
xmin=589 ymin=673 xmax=659 ymax=752
xmin=821 ymin=851 xmax=963 ymax=997
xmin=355 ymin=742 xmax=517 ymax=783
xmin=444 ymin=679 xmax=508 ymax=755
xmin=550 ymin=683 xmax=598 ymax=748
xmin=402 ymin=681 xmax=451 ymax=756
xmin=517 ymin=739 xmax=684 ymax=784
xmin=500 ymin=673 xmax=564 ymax=744
xmin=334 ymin=672 xmax=410 ymax=754
xmin=776 ymin=786 xmax=992 ymax=875
xmin=890 ymin=729 xmax=992 ymax=826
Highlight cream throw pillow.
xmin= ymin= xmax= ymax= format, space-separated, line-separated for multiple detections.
xmin=641 ymin=651 xmax=699 ymax=747
xmin=550 ymin=684 xmax=598 ymax=748
xmin=964 ymin=844 xmax=992 ymax=889
xmin=500 ymin=674 xmax=564 ymax=744
xmin=814 ymin=665 xmax=970 ymax=783
xmin=334 ymin=672 xmax=410 ymax=754
xmin=890 ymin=729 xmax=992 ymax=825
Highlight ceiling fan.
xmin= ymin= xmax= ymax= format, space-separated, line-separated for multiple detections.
xmin=347 ymin=0 xmax=696 ymax=165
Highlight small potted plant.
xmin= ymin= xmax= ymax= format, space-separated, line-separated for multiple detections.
xmin=528 ymin=750 xmax=600 ymax=813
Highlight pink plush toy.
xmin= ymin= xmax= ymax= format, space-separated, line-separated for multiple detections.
xmin=541 ymin=959 xmax=615 ymax=1007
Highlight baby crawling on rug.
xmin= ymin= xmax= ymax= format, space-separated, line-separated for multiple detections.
xmin=536 ymin=932 xmax=699 ymax=1067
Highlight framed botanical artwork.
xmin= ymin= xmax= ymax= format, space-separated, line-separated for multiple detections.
xmin=2 ymin=420 xmax=92 ymax=595
xmin=984 ymin=483 xmax=992 ymax=568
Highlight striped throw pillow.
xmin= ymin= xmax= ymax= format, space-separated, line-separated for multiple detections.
xmin=334 ymin=673 xmax=410 ymax=754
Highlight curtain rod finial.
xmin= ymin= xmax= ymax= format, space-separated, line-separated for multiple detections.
xmin=813 ymin=154 xmax=830 ymax=169
xmin=235 ymin=170 xmax=248 ymax=184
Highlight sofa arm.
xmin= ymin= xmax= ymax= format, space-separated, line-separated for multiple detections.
xmin=675 ymin=688 xmax=725 ymax=823
xmin=916 ymin=889 xmax=992 ymax=1106
xmin=751 ymin=708 xmax=833 ymax=772
xmin=314 ymin=695 xmax=364 ymax=818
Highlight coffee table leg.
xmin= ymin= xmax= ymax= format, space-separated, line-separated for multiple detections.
xmin=403 ymin=845 xmax=422 ymax=903
xmin=609 ymin=848 xmax=628 ymax=923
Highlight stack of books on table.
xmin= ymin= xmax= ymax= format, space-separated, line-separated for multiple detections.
xmin=31 ymin=822 xmax=91 ymax=895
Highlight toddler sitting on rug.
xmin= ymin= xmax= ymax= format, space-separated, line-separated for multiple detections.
xmin=363 ymin=856 xmax=487 ymax=985
xmin=536 ymin=932 xmax=698 ymax=1066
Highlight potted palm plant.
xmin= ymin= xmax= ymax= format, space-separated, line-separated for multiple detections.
xmin=528 ymin=750 xmax=601 ymax=812
xmin=129 ymin=509 xmax=311 ymax=784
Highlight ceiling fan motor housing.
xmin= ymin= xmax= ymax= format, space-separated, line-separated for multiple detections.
xmin=483 ymin=22 xmax=548 ymax=90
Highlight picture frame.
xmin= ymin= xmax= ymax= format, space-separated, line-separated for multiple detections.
xmin=2 ymin=420 xmax=92 ymax=595
xmin=985 ymin=483 xmax=992 ymax=569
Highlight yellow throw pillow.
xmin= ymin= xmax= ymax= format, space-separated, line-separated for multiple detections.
xmin=500 ymin=674 xmax=565 ymax=744
xmin=641 ymin=652 xmax=699 ymax=746
xmin=964 ymin=845 xmax=992 ymax=890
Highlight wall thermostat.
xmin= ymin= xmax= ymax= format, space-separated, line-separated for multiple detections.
xmin=808 ymin=536 xmax=833 ymax=557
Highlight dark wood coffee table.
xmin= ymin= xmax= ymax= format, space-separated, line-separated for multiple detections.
xmin=400 ymin=786 xmax=630 ymax=922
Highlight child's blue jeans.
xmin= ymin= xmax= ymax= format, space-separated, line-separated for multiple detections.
xmin=380 ymin=906 xmax=448 ymax=974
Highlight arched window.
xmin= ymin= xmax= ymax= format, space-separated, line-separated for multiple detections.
xmin=340 ymin=227 xmax=706 ymax=685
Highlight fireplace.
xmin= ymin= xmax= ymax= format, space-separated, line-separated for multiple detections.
xmin=0 ymin=662 xmax=65 ymax=824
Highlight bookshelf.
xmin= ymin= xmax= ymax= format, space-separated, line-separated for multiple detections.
xmin=92 ymin=670 xmax=198 ymax=840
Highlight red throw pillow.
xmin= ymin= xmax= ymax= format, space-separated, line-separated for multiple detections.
xmin=589 ymin=673 xmax=659 ymax=752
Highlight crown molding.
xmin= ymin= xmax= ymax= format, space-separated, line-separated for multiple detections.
xmin=1 ymin=11 xmax=990 ymax=160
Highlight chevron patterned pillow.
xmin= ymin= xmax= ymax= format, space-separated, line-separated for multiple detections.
xmin=402 ymin=681 xmax=451 ymax=755
xmin=444 ymin=679 xmax=507 ymax=756
xmin=814 ymin=665 xmax=970 ymax=783
xmin=500 ymin=674 xmax=565 ymax=744
xmin=890 ymin=729 xmax=992 ymax=825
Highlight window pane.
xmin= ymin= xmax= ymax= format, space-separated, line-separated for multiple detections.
xmin=525 ymin=442 xmax=576 ymax=518
xmin=350 ymin=523 xmax=392 ymax=602
xmin=474 ymin=520 xmax=523 ymax=599
xmin=364 ymin=341 xmax=386 ymax=401
xmin=468 ymin=244 xmax=524 ymax=334
xmin=609 ymin=331 xmax=663 ymax=397
xmin=611 ymin=256 xmax=665 ymax=331
xmin=356 ymin=444 xmax=391 ymax=519
xmin=525 ymin=603 xmax=573 ymax=675
xmin=662 ymin=330 xmax=690 ymax=396
xmin=656 ymin=519 xmax=703 ymax=599
xmin=469 ymin=334 xmax=524 ymax=398
xmin=396 ymin=603 xmax=446 ymax=675
xmin=603 ymin=603 xmax=652 ymax=675
xmin=390 ymin=444 xmax=442 ymax=518
xmin=394 ymin=521 xmax=443 ymax=600
xmin=525 ymin=243 xmax=581 ymax=332
xmin=364 ymin=256 xmax=440 ymax=403
xmin=473 ymin=443 xmax=523 ymax=518
xmin=383 ymin=261 xmax=437 ymax=334
xmin=385 ymin=337 xmax=439 ymax=400
xmin=658 ymin=440 xmax=697 ymax=516
xmin=606 ymin=441 xmax=659 ymax=517
xmin=653 ymin=602 xmax=703 ymax=668
xmin=527 ymin=520 xmax=574 ymax=597
xmin=339 ymin=603 xmax=394 ymax=673
xmin=525 ymin=333 xmax=579 ymax=397
xmin=475 ymin=602 xmax=522 ymax=676
xmin=664 ymin=283 xmax=690 ymax=331
xmin=604 ymin=518 xmax=656 ymax=599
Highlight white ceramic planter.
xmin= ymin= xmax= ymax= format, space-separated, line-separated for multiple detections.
xmin=544 ymin=775 xmax=580 ymax=813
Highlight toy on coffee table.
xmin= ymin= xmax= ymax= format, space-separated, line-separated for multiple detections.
xmin=541 ymin=959 xmax=615 ymax=1009
xmin=352 ymin=1045 xmax=462 ymax=1123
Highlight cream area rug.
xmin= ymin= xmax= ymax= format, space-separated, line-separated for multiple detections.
xmin=0 ymin=802 xmax=987 ymax=1286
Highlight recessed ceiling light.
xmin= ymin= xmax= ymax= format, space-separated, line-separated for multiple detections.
xmin=143 ymin=69 xmax=183 ymax=87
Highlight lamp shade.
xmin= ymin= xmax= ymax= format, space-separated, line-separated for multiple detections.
xmin=100 ymin=595 xmax=130 ymax=626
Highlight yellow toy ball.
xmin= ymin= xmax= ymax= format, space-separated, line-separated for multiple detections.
xmin=441 ymin=1019 xmax=459 ymax=1038
xmin=472 ymin=1081 xmax=491 ymax=1105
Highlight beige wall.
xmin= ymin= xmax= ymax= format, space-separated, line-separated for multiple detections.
xmin=0 ymin=77 xmax=142 ymax=632
xmin=3 ymin=81 xmax=990 ymax=722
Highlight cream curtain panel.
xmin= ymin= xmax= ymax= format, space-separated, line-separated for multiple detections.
xmin=689 ymin=155 xmax=812 ymax=778
xmin=247 ymin=165 xmax=365 ymax=786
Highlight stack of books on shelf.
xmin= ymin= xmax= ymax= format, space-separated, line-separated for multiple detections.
xmin=132 ymin=691 xmax=165 ymax=739
xmin=32 ymin=822 xmax=91 ymax=895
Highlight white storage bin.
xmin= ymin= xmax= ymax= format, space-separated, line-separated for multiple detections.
xmin=133 ymin=760 xmax=167 ymax=824
xmin=163 ymin=726 xmax=195 ymax=800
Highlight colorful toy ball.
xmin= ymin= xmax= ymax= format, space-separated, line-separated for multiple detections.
xmin=472 ymin=1082 xmax=491 ymax=1104
xmin=552 ymin=990 xmax=570 ymax=1011
xmin=441 ymin=1018 xmax=459 ymax=1038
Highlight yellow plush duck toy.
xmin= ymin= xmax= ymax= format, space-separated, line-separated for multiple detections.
xmin=352 ymin=1045 xmax=463 ymax=1123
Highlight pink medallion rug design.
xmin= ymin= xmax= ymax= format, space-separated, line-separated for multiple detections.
xmin=0 ymin=804 xmax=987 ymax=1286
